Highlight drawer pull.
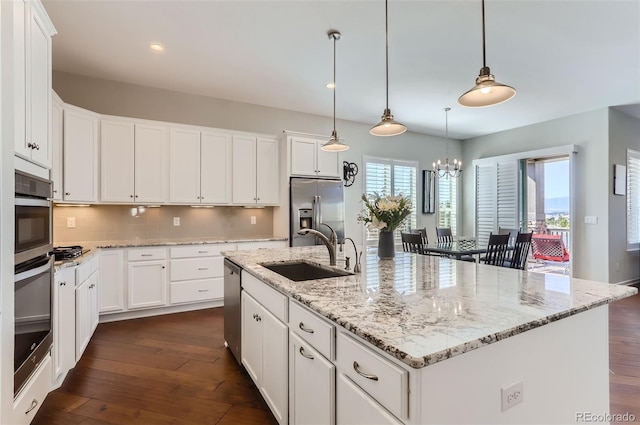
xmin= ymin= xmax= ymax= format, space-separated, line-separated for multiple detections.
xmin=197 ymin=289 xmax=209 ymax=292
xmin=141 ymin=254 xmax=153 ymax=257
xmin=353 ymin=361 xmax=379 ymax=381
xmin=198 ymin=251 xmax=209 ymax=254
xmin=299 ymin=346 xmax=314 ymax=360
xmin=197 ymin=267 xmax=209 ymax=270
xmin=298 ymin=322 xmax=314 ymax=334
xmin=25 ymin=399 xmax=38 ymax=414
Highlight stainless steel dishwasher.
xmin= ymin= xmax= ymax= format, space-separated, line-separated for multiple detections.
xmin=223 ymin=258 xmax=242 ymax=365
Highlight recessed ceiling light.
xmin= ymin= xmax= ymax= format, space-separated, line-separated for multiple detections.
xmin=149 ymin=42 xmax=165 ymax=52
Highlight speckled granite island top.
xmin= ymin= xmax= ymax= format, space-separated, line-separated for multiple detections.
xmin=224 ymin=246 xmax=637 ymax=369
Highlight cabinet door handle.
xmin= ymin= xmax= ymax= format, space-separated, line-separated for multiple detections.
xmin=299 ymin=346 xmax=314 ymax=360
xmin=253 ymin=314 xmax=257 ymax=319
xmin=353 ymin=361 xmax=378 ymax=381
xmin=25 ymin=399 xmax=38 ymax=414
xmin=27 ymin=142 xmax=34 ymax=149
xmin=257 ymin=315 xmax=261 ymax=322
xmin=65 ymin=192 xmax=70 ymax=196
xmin=298 ymin=322 xmax=314 ymax=334
xmin=53 ymin=190 xmax=58 ymax=194
xmin=162 ymin=266 xmax=165 ymax=269
xmin=35 ymin=144 xmax=40 ymax=150
xmin=130 ymin=195 xmax=134 ymax=198
xmin=197 ymin=267 xmax=208 ymax=270
xmin=60 ymin=281 xmax=66 ymax=286
xmin=197 ymin=289 xmax=209 ymax=293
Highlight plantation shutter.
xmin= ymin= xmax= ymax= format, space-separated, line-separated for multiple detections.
xmin=497 ymin=161 xmax=519 ymax=231
xmin=475 ymin=164 xmax=496 ymax=245
xmin=393 ymin=162 xmax=417 ymax=237
xmin=628 ymin=149 xmax=640 ymax=250
xmin=437 ymin=176 xmax=458 ymax=236
xmin=475 ymin=161 xmax=519 ymax=245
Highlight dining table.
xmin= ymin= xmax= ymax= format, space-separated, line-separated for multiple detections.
xmin=422 ymin=239 xmax=488 ymax=260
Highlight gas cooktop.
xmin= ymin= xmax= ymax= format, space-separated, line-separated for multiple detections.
xmin=51 ymin=245 xmax=85 ymax=261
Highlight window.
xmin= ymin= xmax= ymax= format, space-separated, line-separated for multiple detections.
xmin=628 ymin=149 xmax=640 ymax=250
xmin=437 ymin=175 xmax=458 ymax=236
xmin=363 ymin=156 xmax=418 ymax=244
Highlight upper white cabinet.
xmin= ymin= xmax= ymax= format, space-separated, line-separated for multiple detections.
xmin=63 ymin=105 xmax=100 ymax=202
xmin=290 ymin=136 xmax=340 ymax=178
xmin=101 ymin=118 xmax=169 ymax=203
xmin=169 ymin=129 xmax=232 ymax=204
xmin=101 ymin=118 xmax=135 ymax=202
xmin=233 ymin=136 xmax=279 ymax=205
xmin=14 ymin=1 xmax=56 ymax=169
xmin=51 ymin=91 xmax=63 ymax=200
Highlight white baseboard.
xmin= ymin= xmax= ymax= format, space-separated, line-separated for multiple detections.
xmin=615 ymin=277 xmax=640 ymax=286
xmin=98 ymin=299 xmax=223 ymax=323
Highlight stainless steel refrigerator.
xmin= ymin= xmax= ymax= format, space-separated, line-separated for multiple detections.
xmin=290 ymin=177 xmax=345 ymax=247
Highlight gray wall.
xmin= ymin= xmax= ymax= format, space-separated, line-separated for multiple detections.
xmin=608 ymin=109 xmax=640 ymax=284
xmin=53 ymin=71 xmax=462 ymax=247
xmin=461 ymin=109 xmax=613 ymax=282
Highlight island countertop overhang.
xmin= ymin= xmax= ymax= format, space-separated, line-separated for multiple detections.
xmin=224 ymin=246 xmax=637 ymax=369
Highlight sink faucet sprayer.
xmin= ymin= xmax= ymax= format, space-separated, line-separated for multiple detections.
xmin=297 ymin=227 xmax=337 ymax=266
xmin=340 ymin=237 xmax=362 ymax=273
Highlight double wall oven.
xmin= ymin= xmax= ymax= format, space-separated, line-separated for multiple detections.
xmin=14 ymin=170 xmax=53 ymax=396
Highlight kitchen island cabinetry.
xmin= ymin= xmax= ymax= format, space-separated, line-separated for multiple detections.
xmin=232 ymin=136 xmax=279 ymax=205
xmin=241 ymin=272 xmax=288 ymax=425
xmin=63 ymin=105 xmax=100 ymax=202
xmin=290 ymin=136 xmax=340 ymax=178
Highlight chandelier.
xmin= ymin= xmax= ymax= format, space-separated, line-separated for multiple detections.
xmin=433 ymin=107 xmax=461 ymax=178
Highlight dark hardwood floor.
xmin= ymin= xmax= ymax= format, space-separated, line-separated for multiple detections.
xmin=34 ymin=287 xmax=640 ymax=425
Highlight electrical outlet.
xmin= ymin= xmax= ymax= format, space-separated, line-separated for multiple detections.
xmin=584 ymin=216 xmax=598 ymax=225
xmin=501 ymin=381 xmax=523 ymax=411
xmin=173 ymin=217 xmax=180 ymax=226
xmin=67 ymin=217 xmax=76 ymax=228
xmin=251 ymin=216 xmax=256 ymax=225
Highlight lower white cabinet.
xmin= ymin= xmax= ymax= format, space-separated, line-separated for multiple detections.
xmin=75 ymin=262 xmax=98 ymax=361
xmin=12 ymin=354 xmax=52 ymax=425
xmin=99 ymin=249 xmax=125 ymax=313
xmin=127 ymin=247 xmax=167 ymax=309
xmin=241 ymin=290 xmax=288 ymax=425
xmin=54 ymin=267 xmax=76 ymax=381
xmin=169 ymin=245 xmax=224 ymax=304
xmin=289 ymin=332 xmax=335 ymax=425
xmin=336 ymin=373 xmax=403 ymax=425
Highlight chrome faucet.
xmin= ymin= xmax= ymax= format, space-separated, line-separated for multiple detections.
xmin=298 ymin=228 xmax=337 ymax=266
xmin=340 ymin=237 xmax=362 ymax=273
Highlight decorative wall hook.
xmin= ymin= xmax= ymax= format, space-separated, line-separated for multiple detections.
xmin=343 ymin=161 xmax=358 ymax=187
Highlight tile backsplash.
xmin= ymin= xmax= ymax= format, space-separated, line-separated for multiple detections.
xmin=53 ymin=204 xmax=274 ymax=244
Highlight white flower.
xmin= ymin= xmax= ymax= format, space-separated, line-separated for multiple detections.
xmin=367 ymin=216 xmax=387 ymax=231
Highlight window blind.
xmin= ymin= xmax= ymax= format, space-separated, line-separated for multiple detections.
xmin=476 ymin=164 xmax=496 ymax=245
xmin=437 ymin=175 xmax=458 ymax=236
xmin=475 ymin=161 xmax=519 ymax=245
xmin=628 ymin=149 xmax=640 ymax=250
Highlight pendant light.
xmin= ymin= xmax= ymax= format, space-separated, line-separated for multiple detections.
xmin=321 ymin=30 xmax=349 ymax=152
xmin=458 ymin=0 xmax=516 ymax=108
xmin=370 ymin=0 xmax=407 ymax=136
xmin=433 ymin=108 xmax=461 ymax=178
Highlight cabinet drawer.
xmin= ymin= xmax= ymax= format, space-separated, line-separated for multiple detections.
xmin=242 ymin=271 xmax=287 ymax=322
xmin=128 ymin=247 xmax=167 ymax=261
xmin=336 ymin=332 xmax=408 ymax=420
xmin=337 ymin=373 xmax=403 ymax=425
xmin=170 ymin=257 xmax=222 ymax=281
xmin=13 ymin=354 xmax=52 ymax=425
xmin=170 ymin=278 xmax=222 ymax=304
xmin=289 ymin=300 xmax=335 ymax=360
xmin=170 ymin=243 xmax=236 ymax=258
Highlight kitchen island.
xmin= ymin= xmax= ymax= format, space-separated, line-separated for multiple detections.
xmin=224 ymin=246 xmax=636 ymax=425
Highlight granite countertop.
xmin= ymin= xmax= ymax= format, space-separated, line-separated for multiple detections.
xmin=224 ymin=246 xmax=637 ymax=369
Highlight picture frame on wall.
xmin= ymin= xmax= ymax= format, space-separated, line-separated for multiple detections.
xmin=614 ymin=164 xmax=626 ymax=196
xmin=422 ymin=170 xmax=435 ymax=214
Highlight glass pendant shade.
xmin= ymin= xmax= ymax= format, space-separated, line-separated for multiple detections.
xmin=458 ymin=67 xmax=516 ymax=107
xmin=370 ymin=108 xmax=407 ymax=136
xmin=321 ymin=130 xmax=349 ymax=152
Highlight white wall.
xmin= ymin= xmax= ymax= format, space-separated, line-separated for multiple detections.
xmin=461 ymin=109 xmax=611 ymax=282
xmin=608 ymin=109 xmax=640 ymax=284
xmin=53 ymin=71 xmax=462 ymax=247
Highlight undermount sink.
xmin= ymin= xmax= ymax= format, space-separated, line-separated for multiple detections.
xmin=262 ymin=261 xmax=352 ymax=282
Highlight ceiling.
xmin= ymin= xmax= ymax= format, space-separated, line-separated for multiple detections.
xmin=42 ymin=0 xmax=640 ymax=140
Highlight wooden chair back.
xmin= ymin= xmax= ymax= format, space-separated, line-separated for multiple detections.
xmin=435 ymin=227 xmax=453 ymax=243
xmin=410 ymin=228 xmax=428 ymax=245
xmin=483 ymin=233 xmax=510 ymax=266
xmin=401 ymin=232 xmax=424 ymax=254
xmin=509 ymin=232 xmax=533 ymax=270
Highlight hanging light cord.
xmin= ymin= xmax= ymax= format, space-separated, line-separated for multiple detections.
xmin=481 ymin=0 xmax=487 ymax=69
xmin=385 ymin=0 xmax=390 ymax=110
xmin=445 ymin=108 xmax=449 ymax=158
xmin=333 ymin=33 xmax=337 ymax=133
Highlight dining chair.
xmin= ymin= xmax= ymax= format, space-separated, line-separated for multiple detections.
xmin=401 ymin=232 xmax=425 ymax=254
xmin=435 ymin=227 xmax=453 ymax=243
xmin=504 ymin=231 xmax=533 ymax=270
xmin=410 ymin=228 xmax=428 ymax=245
xmin=482 ymin=233 xmax=510 ymax=266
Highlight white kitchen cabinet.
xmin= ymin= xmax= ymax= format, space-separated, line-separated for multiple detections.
xmin=14 ymin=0 xmax=56 ymax=169
xmin=242 ymin=284 xmax=288 ymax=425
xmin=336 ymin=373 xmax=403 ymax=425
xmin=99 ymin=249 xmax=125 ymax=313
xmin=289 ymin=332 xmax=335 ymax=425
xmin=63 ymin=105 xmax=100 ymax=202
xmin=12 ymin=354 xmax=51 ymax=425
xmin=169 ymin=129 xmax=232 ymax=204
xmin=51 ymin=91 xmax=63 ymax=201
xmin=75 ymin=259 xmax=99 ymax=361
xmin=232 ymin=136 xmax=279 ymax=205
xmin=290 ymin=136 xmax=340 ymax=178
xmin=53 ymin=267 xmax=75 ymax=381
xmin=135 ymin=123 xmax=169 ymax=203
xmin=127 ymin=248 xmax=167 ymax=309
xmin=101 ymin=117 xmax=135 ymax=202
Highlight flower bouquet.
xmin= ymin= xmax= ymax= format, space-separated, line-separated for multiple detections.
xmin=357 ymin=193 xmax=412 ymax=259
